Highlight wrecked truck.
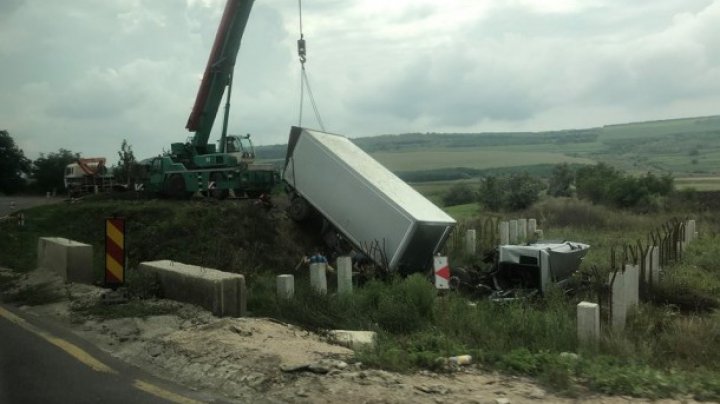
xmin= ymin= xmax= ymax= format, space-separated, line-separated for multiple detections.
xmin=282 ymin=126 xmax=456 ymax=273
xmin=454 ymin=241 xmax=590 ymax=299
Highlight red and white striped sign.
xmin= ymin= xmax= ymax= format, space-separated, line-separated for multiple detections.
xmin=433 ymin=256 xmax=450 ymax=290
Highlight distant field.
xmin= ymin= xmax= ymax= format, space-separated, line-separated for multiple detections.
xmin=256 ymin=115 xmax=720 ymax=179
xmin=372 ymin=149 xmax=595 ymax=172
xmin=675 ymin=177 xmax=720 ymax=191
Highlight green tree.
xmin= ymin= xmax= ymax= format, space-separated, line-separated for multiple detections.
xmin=506 ymin=172 xmax=545 ymax=210
xmin=114 ymin=139 xmax=138 ymax=186
xmin=442 ymin=183 xmax=476 ymax=206
xmin=32 ymin=149 xmax=79 ymax=193
xmin=478 ymin=176 xmax=505 ymax=211
xmin=0 ymin=130 xmax=30 ymax=195
xmin=548 ymin=163 xmax=573 ymax=197
xmin=575 ymin=163 xmax=622 ymax=204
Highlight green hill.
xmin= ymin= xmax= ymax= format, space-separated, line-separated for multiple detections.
xmin=257 ymin=115 xmax=720 ymax=185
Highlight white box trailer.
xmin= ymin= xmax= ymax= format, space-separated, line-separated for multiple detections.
xmin=283 ymin=127 xmax=456 ymax=272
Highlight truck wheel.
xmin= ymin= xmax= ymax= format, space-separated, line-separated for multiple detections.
xmin=165 ymin=174 xmax=186 ymax=199
xmin=288 ymin=196 xmax=311 ymax=221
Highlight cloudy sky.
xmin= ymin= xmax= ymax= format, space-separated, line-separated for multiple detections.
xmin=1 ymin=0 xmax=719 ymax=160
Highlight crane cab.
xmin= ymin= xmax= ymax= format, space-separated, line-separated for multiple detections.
xmin=224 ymin=134 xmax=256 ymax=164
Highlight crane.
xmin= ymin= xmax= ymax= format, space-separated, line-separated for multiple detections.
xmin=141 ymin=0 xmax=277 ymax=199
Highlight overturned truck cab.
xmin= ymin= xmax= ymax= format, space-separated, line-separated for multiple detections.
xmin=283 ymin=126 xmax=456 ymax=273
xmin=493 ymin=241 xmax=590 ymax=297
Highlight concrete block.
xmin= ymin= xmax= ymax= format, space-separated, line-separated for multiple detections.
xmin=310 ymin=263 xmax=327 ymax=295
xmin=509 ymin=220 xmax=518 ymax=244
xmin=277 ymin=274 xmax=294 ymax=300
xmin=528 ymin=219 xmax=537 ymax=237
xmin=535 ymin=229 xmax=544 ymax=240
xmin=577 ymin=301 xmax=600 ymax=347
xmin=328 ymin=330 xmax=377 ymax=349
xmin=499 ymin=221 xmax=509 ymax=245
xmin=337 ymin=256 xmax=353 ymax=295
xmin=139 ymin=260 xmax=246 ymax=317
xmin=465 ymin=229 xmax=477 ymax=255
xmin=518 ymin=219 xmax=527 ymax=243
xmin=37 ymin=237 xmax=94 ymax=284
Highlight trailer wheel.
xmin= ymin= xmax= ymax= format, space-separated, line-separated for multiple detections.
xmin=165 ymin=174 xmax=186 ymax=199
xmin=288 ymin=196 xmax=311 ymax=221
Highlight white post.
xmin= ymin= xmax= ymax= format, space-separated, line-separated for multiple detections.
xmin=577 ymin=302 xmax=600 ymax=347
xmin=509 ymin=220 xmax=518 ymax=245
xmin=624 ymin=264 xmax=640 ymax=308
xmin=499 ymin=221 xmax=509 ymax=245
xmin=309 ymin=263 xmax=327 ymax=295
xmin=276 ymin=274 xmax=295 ymax=300
xmin=610 ymin=270 xmax=626 ymax=330
xmin=528 ymin=219 xmax=537 ymax=237
xmin=686 ymin=220 xmax=696 ymax=243
xmin=337 ymin=256 xmax=353 ymax=295
xmin=643 ymin=249 xmax=652 ymax=283
xmin=650 ymin=246 xmax=661 ymax=285
xmin=465 ymin=229 xmax=477 ymax=255
xmin=518 ymin=218 xmax=527 ymax=243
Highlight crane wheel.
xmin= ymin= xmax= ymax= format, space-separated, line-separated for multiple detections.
xmin=165 ymin=174 xmax=187 ymax=199
xmin=210 ymin=172 xmax=227 ymax=199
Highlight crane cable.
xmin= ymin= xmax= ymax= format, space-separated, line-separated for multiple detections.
xmin=297 ymin=0 xmax=325 ymax=131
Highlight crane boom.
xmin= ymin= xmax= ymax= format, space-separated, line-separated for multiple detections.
xmin=186 ymin=0 xmax=255 ymax=150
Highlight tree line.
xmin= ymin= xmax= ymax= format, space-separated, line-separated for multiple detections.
xmin=443 ymin=163 xmax=675 ymax=212
xmin=0 ymin=130 xmax=137 ymax=195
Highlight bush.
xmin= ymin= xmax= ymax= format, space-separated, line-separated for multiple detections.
xmin=442 ymin=183 xmax=476 ymax=206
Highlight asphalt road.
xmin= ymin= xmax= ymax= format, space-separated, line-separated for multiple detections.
xmin=0 ymin=304 xmax=221 ymax=403
xmin=0 ymin=196 xmax=64 ymax=217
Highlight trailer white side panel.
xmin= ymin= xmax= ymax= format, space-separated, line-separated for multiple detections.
xmin=284 ymin=127 xmax=456 ymax=271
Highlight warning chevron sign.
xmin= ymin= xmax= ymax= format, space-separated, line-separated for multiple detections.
xmin=433 ymin=256 xmax=450 ymax=290
xmin=105 ymin=218 xmax=125 ymax=287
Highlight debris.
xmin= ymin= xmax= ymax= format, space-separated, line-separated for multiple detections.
xmin=448 ymin=355 xmax=473 ymax=366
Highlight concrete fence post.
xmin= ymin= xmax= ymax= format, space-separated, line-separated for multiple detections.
xmin=577 ymin=301 xmax=600 ymax=347
xmin=337 ymin=256 xmax=353 ymax=295
xmin=518 ymin=218 xmax=527 ymax=243
xmin=276 ymin=274 xmax=295 ymax=300
xmin=509 ymin=220 xmax=518 ymax=245
xmin=610 ymin=270 xmax=627 ymax=330
xmin=624 ymin=264 xmax=640 ymax=308
xmin=650 ymin=246 xmax=661 ymax=284
xmin=309 ymin=263 xmax=327 ymax=295
xmin=465 ymin=229 xmax=477 ymax=255
xmin=528 ymin=219 xmax=537 ymax=238
xmin=686 ymin=220 xmax=696 ymax=243
xmin=499 ymin=221 xmax=509 ymax=245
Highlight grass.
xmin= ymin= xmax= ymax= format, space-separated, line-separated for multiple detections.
xmin=0 ymin=198 xmax=311 ymax=276
xmin=4 ymin=190 xmax=720 ymax=399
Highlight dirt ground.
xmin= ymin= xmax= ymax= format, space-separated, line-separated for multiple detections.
xmin=4 ymin=267 xmax=703 ymax=404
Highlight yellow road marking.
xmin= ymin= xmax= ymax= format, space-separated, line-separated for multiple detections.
xmin=106 ymin=221 xmax=124 ymax=249
xmin=0 ymin=306 xmax=116 ymax=373
xmin=133 ymin=380 xmax=203 ymax=404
